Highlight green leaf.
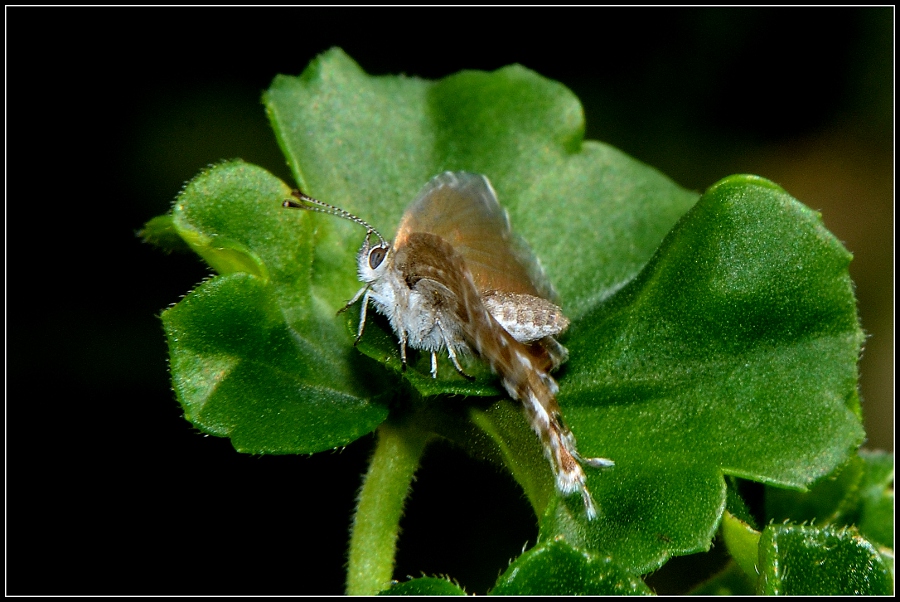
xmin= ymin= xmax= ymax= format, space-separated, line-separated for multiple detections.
xmin=535 ymin=175 xmax=863 ymax=569
xmin=721 ymin=511 xmax=761 ymax=580
xmin=160 ymin=161 xmax=388 ymax=453
xmin=766 ymin=450 xmax=894 ymax=550
xmin=854 ymin=450 xmax=894 ymax=549
xmin=379 ymin=577 xmax=467 ymax=596
xmin=138 ymin=214 xmax=191 ymax=253
xmin=766 ymin=454 xmax=865 ymax=528
xmin=758 ymin=524 xmax=893 ymax=595
xmin=490 ymin=538 xmax=652 ymax=595
xmin=262 ymin=48 xmax=699 ymax=392
xmin=150 ymin=49 xmax=866 ymax=590
xmin=725 ymin=477 xmax=757 ymax=530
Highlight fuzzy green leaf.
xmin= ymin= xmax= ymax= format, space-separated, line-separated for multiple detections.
xmin=262 ymin=49 xmax=698 ymax=395
xmin=138 ymin=214 xmax=191 ymax=253
xmin=379 ymin=577 xmax=467 ymax=596
xmin=150 ymin=50 xmax=866 ymax=587
xmin=721 ymin=511 xmax=761 ymax=580
xmin=758 ymin=524 xmax=893 ymax=594
xmin=538 ymin=175 xmax=865 ymax=571
xmin=853 ymin=450 xmax=894 ymax=549
xmin=490 ymin=538 xmax=652 ymax=595
xmin=767 ymin=450 xmax=894 ymax=550
xmin=160 ymin=161 xmax=388 ymax=453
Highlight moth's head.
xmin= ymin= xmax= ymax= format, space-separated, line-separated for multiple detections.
xmin=356 ymin=230 xmax=391 ymax=284
xmin=283 ymin=189 xmax=389 ymax=282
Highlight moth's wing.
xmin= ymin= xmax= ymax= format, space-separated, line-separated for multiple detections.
xmin=393 ymin=172 xmax=558 ymax=301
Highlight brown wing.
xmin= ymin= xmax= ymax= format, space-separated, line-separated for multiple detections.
xmin=393 ymin=172 xmax=557 ymax=301
xmin=391 ymin=231 xmax=556 ymax=375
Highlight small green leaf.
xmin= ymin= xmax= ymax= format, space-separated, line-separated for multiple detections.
xmin=490 ymin=538 xmax=651 ymax=595
xmin=854 ymin=450 xmax=894 ymax=549
xmin=380 ymin=577 xmax=467 ymax=596
xmin=725 ymin=477 xmax=757 ymax=530
xmin=139 ymin=214 xmax=191 ymax=253
xmin=767 ymin=454 xmax=865 ymax=526
xmin=758 ymin=524 xmax=893 ymax=595
xmin=721 ymin=510 xmax=761 ymax=579
xmin=766 ymin=450 xmax=894 ymax=550
xmin=160 ymin=161 xmax=388 ymax=453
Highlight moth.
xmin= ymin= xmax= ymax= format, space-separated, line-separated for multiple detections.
xmin=283 ymin=172 xmax=613 ymax=518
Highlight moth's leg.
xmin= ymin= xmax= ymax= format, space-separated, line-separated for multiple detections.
xmin=436 ymin=318 xmax=474 ymax=380
xmin=430 ymin=352 xmax=438 ymax=379
xmin=399 ymin=329 xmax=408 ymax=372
xmin=576 ymin=452 xmax=616 ymax=469
xmin=539 ymin=336 xmax=569 ymax=371
xmin=562 ymin=428 xmax=615 ymax=468
xmin=445 ymin=345 xmax=474 ymax=380
xmin=352 ymin=289 xmax=372 ymax=345
xmin=338 ymin=285 xmax=369 ymax=315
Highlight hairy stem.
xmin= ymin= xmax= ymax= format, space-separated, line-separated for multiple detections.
xmin=346 ymin=421 xmax=431 ymax=595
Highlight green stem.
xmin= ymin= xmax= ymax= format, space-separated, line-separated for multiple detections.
xmin=346 ymin=421 xmax=431 ymax=595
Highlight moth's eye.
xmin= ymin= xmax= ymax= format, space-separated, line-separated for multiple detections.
xmin=369 ymin=246 xmax=387 ymax=269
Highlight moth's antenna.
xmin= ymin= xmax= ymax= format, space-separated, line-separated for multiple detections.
xmin=283 ymin=189 xmax=386 ymax=246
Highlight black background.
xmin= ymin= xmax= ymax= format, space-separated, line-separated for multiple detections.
xmin=8 ymin=7 xmax=892 ymax=595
